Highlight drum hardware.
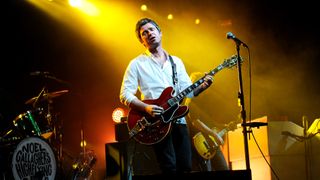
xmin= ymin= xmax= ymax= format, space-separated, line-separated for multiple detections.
xmin=29 ymin=71 xmax=71 ymax=87
xmin=24 ymin=89 xmax=69 ymax=106
xmin=0 ymin=129 xmax=22 ymax=147
xmin=72 ymin=149 xmax=97 ymax=180
xmin=1 ymin=72 xmax=73 ymax=179
xmin=71 ymin=102 xmax=97 ymax=180
xmin=12 ymin=108 xmax=53 ymax=139
xmin=13 ymin=110 xmax=42 ymax=137
xmin=48 ymin=113 xmax=64 ymax=164
xmin=23 ymin=87 xmax=69 ymax=140
xmin=9 ymin=85 xmax=69 ymax=177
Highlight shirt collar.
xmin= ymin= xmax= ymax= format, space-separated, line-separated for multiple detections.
xmin=145 ymin=49 xmax=169 ymax=60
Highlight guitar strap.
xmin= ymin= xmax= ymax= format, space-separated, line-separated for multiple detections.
xmin=169 ymin=55 xmax=182 ymax=124
xmin=168 ymin=55 xmax=178 ymax=86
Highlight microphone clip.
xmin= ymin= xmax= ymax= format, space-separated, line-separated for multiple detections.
xmin=226 ymin=32 xmax=249 ymax=48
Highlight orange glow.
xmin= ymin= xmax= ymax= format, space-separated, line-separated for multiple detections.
xmin=228 ymin=116 xmax=309 ymax=180
xmin=228 ymin=116 xmax=271 ymax=180
xmin=80 ymin=140 xmax=87 ymax=147
xmin=112 ymin=107 xmax=125 ymax=123
xmin=218 ymin=19 xmax=232 ymax=27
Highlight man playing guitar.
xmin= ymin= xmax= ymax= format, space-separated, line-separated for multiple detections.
xmin=184 ymin=72 xmax=229 ymax=172
xmin=120 ymin=18 xmax=214 ymax=175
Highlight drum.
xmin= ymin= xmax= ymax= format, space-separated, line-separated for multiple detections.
xmin=13 ymin=108 xmax=53 ymax=139
xmin=11 ymin=137 xmax=57 ymax=180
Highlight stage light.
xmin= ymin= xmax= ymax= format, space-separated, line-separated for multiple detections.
xmin=195 ymin=18 xmax=200 ymax=25
xmin=80 ymin=140 xmax=87 ymax=147
xmin=167 ymin=14 xmax=173 ymax=20
xmin=69 ymin=0 xmax=82 ymax=7
xmin=140 ymin=4 xmax=147 ymax=11
xmin=112 ymin=107 xmax=125 ymax=123
xmin=307 ymin=118 xmax=320 ymax=135
xmin=68 ymin=0 xmax=99 ymax=16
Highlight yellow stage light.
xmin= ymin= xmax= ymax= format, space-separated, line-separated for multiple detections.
xmin=195 ymin=18 xmax=200 ymax=25
xmin=141 ymin=4 xmax=147 ymax=11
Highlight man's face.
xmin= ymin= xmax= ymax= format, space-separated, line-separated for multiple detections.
xmin=139 ymin=23 xmax=162 ymax=49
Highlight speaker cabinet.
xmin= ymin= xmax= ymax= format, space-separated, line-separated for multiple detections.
xmin=105 ymin=142 xmax=128 ymax=180
xmin=105 ymin=140 xmax=161 ymax=180
xmin=115 ymin=122 xmax=129 ymax=142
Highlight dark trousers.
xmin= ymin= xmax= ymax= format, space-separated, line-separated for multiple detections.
xmin=211 ymin=148 xmax=229 ymax=171
xmin=152 ymin=123 xmax=192 ymax=174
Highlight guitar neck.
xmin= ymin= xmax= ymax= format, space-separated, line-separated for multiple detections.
xmin=217 ymin=128 xmax=228 ymax=138
xmin=168 ymin=64 xmax=225 ymax=105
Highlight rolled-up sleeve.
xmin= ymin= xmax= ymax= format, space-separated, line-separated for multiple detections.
xmin=119 ymin=61 xmax=139 ymax=106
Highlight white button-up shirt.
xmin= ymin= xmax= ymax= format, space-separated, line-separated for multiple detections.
xmin=120 ymin=51 xmax=193 ymax=124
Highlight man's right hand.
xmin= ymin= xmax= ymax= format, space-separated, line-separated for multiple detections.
xmin=145 ymin=104 xmax=164 ymax=117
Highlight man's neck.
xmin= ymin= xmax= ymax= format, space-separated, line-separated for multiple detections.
xmin=149 ymin=46 xmax=163 ymax=57
xmin=148 ymin=47 xmax=167 ymax=64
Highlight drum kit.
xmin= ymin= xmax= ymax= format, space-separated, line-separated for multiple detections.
xmin=0 ymin=72 xmax=96 ymax=180
xmin=0 ymin=86 xmax=69 ymax=180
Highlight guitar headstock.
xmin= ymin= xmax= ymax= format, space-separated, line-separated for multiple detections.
xmin=221 ymin=55 xmax=243 ymax=69
xmin=225 ymin=120 xmax=239 ymax=132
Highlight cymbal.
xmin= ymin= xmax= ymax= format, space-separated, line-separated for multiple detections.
xmin=25 ymin=90 xmax=69 ymax=105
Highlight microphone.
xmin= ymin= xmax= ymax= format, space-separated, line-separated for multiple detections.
xmin=30 ymin=71 xmax=51 ymax=76
xmin=226 ymin=32 xmax=248 ymax=48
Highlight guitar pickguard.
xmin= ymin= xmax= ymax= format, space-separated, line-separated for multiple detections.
xmin=161 ymin=103 xmax=179 ymax=123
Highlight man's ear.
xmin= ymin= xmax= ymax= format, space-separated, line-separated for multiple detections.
xmin=141 ymin=40 xmax=147 ymax=47
xmin=139 ymin=35 xmax=147 ymax=47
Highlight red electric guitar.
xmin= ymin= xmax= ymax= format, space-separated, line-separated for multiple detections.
xmin=127 ymin=55 xmax=241 ymax=145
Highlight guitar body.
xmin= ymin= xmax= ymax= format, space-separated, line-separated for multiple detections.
xmin=193 ymin=132 xmax=218 ymax=160
xmin=193 ymin=121 xmax=238 ymax=159
xmin=127 ymin=87 xmax=189 ymax=145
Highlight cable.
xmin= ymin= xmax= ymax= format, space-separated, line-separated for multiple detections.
xmin=246 ymin=47 xmax=252 ymax=123
xmin=251 ymin=131 xmax=280 ymax=180
xmin=128 ymin=140 xmax=137 ymax=179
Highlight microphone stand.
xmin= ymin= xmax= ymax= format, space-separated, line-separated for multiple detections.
xmin=234 ymin=42 xmax=251 ymax=172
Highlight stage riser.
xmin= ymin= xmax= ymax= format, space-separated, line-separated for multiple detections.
xmin=105 ymin=141 xmax=251 ymax=180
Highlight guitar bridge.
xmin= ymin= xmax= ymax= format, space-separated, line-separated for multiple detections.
xmin=128 ymin=117 xmax=150 ymax=138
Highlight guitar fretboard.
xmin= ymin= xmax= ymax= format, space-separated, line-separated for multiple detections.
xmin=168 ymin=64 xmax=225 ymax=106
